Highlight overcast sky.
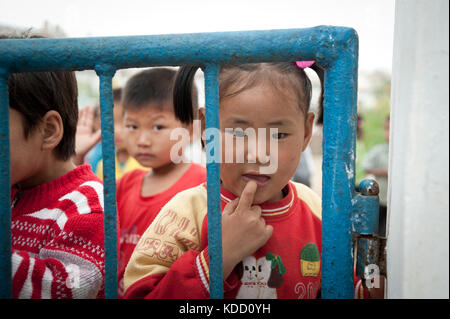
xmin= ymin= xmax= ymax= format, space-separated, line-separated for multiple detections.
xmin=0 ymin=0 xmax=395 ymax=73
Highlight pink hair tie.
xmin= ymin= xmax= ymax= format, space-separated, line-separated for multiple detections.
xmin=296 ymin=61 xmax=315 ymax=69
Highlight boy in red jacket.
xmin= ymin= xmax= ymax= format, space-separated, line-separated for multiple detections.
xmin=116 ymin=68 xmax=206 ymax=297
xmin=6 ymin=34 xmax=105 ymax=298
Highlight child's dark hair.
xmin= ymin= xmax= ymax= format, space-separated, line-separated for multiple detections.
xmin=173 ymin=62 xmax=324 ymax=125
xmin=1 ymin=33 xmax=79 ymax=161
xmin=113 ymin=88 xmax=122 ymax=103
xmin=122 ymin=67 xmax=197 ymax=114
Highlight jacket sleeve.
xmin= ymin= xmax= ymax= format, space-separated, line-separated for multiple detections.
xmin=123 ymin=188 xmax=210 ymax=299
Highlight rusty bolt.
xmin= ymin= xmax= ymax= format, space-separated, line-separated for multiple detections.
xmin=359 ymin=179 xmax=379 ymax=196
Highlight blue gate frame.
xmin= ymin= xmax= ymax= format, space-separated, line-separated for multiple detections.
xmin=0 ymin=26 xmax=376 ymax=299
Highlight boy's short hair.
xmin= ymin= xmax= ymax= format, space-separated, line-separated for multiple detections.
xmin=2 ymin=34 xmax=78 ymax=161
xmin=113 ymin=88 xmax=122 ymax=103
xmin=122 ymin=68 xmax=192 ymax=112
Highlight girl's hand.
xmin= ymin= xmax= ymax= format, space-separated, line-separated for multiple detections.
xmin=73 ymin=106 xmax=102 ymax=165
xmin=221 ymin=180 xmax=273 ymax=278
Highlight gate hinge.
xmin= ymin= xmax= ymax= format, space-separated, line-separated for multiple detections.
xmin=351 ymin=179 xmax=386 ymax=287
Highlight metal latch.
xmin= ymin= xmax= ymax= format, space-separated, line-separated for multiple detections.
xmin=351 ymin=179 xmax=387 ymax=289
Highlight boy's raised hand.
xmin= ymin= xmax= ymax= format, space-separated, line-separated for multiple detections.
xmin=73 ymin=106 xmax=102 ymax=165
xmin=221 ymin=180 xmax=273 ymax=278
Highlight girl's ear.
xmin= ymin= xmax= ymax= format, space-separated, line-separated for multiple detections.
xmin=301 ymin=112 xmax=315 ymax=152
xmin=40 ymin=110 xmax=64 ymax=153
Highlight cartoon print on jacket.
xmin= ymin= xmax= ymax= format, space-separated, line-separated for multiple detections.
xmin=236 ymin=252 xmax=285 ymax=299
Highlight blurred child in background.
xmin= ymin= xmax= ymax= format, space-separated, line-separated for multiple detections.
xmin=94 ymin=88 xmax=148 ymax=180
xmin=116 ymin=68 xmax=206 ymax=297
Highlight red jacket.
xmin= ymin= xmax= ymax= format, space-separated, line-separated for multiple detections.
xmin=124 ymin=181 xmax=325 ymax=299
xmin=116 ymin=163 xmax=206 ymax=297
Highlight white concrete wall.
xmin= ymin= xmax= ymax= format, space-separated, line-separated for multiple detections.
xmin=387 ymin=0 xmax=449 ymax=298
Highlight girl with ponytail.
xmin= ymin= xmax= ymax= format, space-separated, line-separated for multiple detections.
xmin=124 ymin=62 xmax=368 ymax=299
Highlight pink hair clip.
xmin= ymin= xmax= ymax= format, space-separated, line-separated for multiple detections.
xmin=296 ymin=61 xmax=315 ymax=69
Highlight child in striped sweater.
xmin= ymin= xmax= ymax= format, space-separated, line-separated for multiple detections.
xmin=6 ymin=34 xmax=106 ymax=298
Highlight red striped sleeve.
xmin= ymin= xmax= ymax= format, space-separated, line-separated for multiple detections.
xmin=12 ymin=251 xmax=29 ymax=298
xmin=30 ymin=259 xmax=46 ymax=299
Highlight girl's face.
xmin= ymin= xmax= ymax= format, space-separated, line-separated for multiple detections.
xmin=218 ymin=83 xmax=314 ymax=204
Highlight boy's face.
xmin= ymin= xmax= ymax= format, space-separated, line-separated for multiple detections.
xmin=123 ymin=102 xmax=190 ymax=169
xmin=9 ymin=108 xmax=44 ymax=187
xmin=218 ymin=83 xmax=314 ymax=204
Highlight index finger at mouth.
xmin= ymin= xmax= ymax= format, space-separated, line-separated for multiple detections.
xmin=237 ymin=180 xmax=258 ymax=212
xmin=223 ymin=197 xmax=240 ymax=216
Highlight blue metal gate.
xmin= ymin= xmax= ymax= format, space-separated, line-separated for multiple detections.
xmin=0 ymin=26 xmax=381 ymax=299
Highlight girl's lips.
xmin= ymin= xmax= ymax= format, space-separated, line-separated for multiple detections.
xmin=242 ymin=174 xmax=271 ymax=186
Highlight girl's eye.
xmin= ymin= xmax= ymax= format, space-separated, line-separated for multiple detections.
xmin=152 ymin=125 xmax=164 ymax=131
xmin=231 ymin=128 xmax=247 ymax=138
xmin=272 ymin=132 xmax=288 ymax=139
xmin=125 ymin=124 xmax=137 ymax=130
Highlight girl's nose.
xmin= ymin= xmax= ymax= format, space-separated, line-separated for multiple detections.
xmin=246 ymin=141 xmax=258 ymax=163
xmin=246 ymin=131 xmax=270 ymax=164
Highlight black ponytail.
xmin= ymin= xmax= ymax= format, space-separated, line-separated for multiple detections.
xmin=309 ymin=63 xmax=325 ymax=125
xmin=173 ymin=65 xmax=201 ymax=125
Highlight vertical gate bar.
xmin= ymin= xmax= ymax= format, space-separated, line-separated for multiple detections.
xmin=96 ymin=66 xmax=118 ymax=299
xmin=321 ymin=34 xmax=359 ymax=298
xmin=0 ymin=71 xmax=12 ymax=299
xmin=203 ymin=64 xmax=223 ymax=299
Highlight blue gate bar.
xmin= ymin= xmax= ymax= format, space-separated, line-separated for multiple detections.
xmin=0 ymin=71 xmax=12 ymax=299
xmin=203 ymin=64 xmax=223 ymax=299
xmin=95 ymin=65 xmax=118 ymax=299
xmin=321 ymin=40 xmax=359 ymax=298
xmin=0 ymin=26 xmax=360 ymax=299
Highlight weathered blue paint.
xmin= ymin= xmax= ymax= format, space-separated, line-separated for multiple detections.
xmin=0 ymin=71 xmax=12 ymax=299
xmin=0 ymin=27 xmax=346 ymax=72
xmin=354 ymin=179 xmax=381 ymax=280
xmin=351 ymin=195 xmax=379 ymax=236
xmin=321 ymin=29 xmax=359 ymax=299
xmin=355 ymin=236 xmax=381 ymax=280
xmin=351 ymin=179 xmax=380 ymax=236
xmin=0 ymin=26 xmax=366 ymax=299
xmin=95 ymin=65 xmax=118 ymax=299
xmin=203 ymin=64 xmax=223 ymax=299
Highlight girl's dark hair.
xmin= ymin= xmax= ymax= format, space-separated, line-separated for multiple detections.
xmin=2 ymin=34 xmax=79 ymax=161
xmin=173 ymin=62 xmax=324 ymax=125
